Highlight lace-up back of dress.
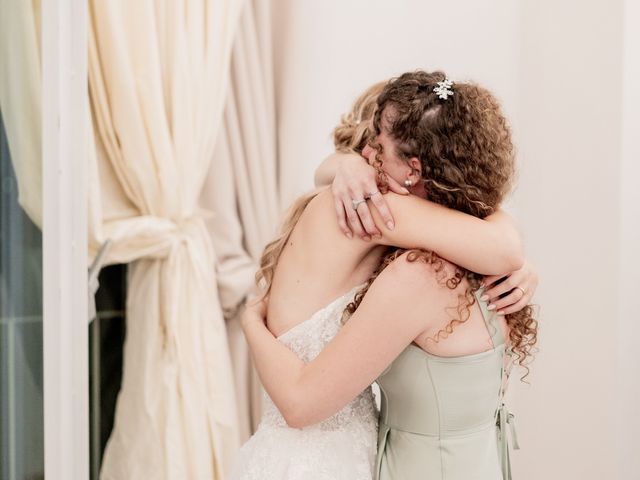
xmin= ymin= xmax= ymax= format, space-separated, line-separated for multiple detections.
xmin=260 ymin=287 xmax=377 ymax=432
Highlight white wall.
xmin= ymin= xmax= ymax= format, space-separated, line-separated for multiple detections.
xmin=273 ymin=0 xmax=520 ymax=206
xmin=272 ymin=0 xmax=636 ymax=478
xmin=514 ymin=1 xmax=622 ymax=478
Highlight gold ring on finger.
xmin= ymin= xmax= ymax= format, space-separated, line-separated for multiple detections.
xmin=515 ymin=286 xmax=526 ymax=296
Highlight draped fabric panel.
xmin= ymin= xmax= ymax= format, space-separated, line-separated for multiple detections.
xmin=87 ymin=1 xmax=245 ymax=478
xmin=0 ymin=0 xmax=42 ymax=227
xmin=200 ymin=0 xmax=279 ymax=441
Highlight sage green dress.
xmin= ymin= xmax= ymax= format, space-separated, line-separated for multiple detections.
xmin=375 ymin=290 xmax=519 ymax=480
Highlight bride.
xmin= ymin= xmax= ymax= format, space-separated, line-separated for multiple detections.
xmin=230 ymin=71 xmax=537 ymax=479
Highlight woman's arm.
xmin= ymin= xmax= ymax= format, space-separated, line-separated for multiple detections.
xmin=243 ymin=255 xmax=441 ymax=428
xmin=369 ymin=193 xmax=524 ymax=275
xmin=314 ymin=152 xmax=351 ymax=187
xmin=316 ymin=154 xmax=523 ymax=275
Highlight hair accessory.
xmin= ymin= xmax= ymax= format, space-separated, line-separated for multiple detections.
xmin=433 ymin=78 xmax=454 ymax=100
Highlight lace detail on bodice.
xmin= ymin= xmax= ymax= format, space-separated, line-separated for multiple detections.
xmin=231 ymin=286 xmax=378 ymax=480
xmin=260 ymin=286 xmax=377 ymax=432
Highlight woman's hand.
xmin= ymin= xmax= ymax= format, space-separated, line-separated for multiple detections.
xmin=481 ymin=260 xmax=538 ymax=315
xmin=241 ymin=296 xmax=268 ymax=333
xmin=330 ymin=153 xmax=407 ymax=240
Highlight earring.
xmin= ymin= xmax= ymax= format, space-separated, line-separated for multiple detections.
xmin=404 ymin=179 xmax=413 ymax=188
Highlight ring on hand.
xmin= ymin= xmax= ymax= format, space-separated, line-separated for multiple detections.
xmin=351 ymin=198 xmax=366 ymax=210
xmin=368 ymin=190 xmax=381 ymax=198
xmin=515 ymin=286 xmax=526 ymax=296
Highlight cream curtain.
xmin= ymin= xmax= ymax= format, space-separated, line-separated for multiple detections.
xmin=200 ymin=0 xmax=279 ymax=441
xmin=0 ymin=0 xmax=42 ymax=227
xmin=87 ymin=1 xmax=245 ymax=479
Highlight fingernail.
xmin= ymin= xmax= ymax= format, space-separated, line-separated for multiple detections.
xmin=480 ymin=282 xmax=485 ymax=288
xmin=497 ymin=311 xmax=505 ymax=316
xmin=487 ymin=304 xmax=496 ymax=311
xmin=346 ymin=232 xmax=352 ymax=239
xmin=480 ymin=295 xmax=489 ymax=302
xmin=402 ymin=188 xmax=410 ymax=194
xmin=386 ymin=221 xmax=394 ymax=230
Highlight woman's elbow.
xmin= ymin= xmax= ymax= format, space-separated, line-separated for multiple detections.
xmin=494 ymin=225 xmax=525 ymax=273
xmin=281 ymin=402 xmax=316 ymax=429
xmin=503 ymin=243 xmax=525 ymax=273
xmin=283 ymin=414 xmax=311 ymax=430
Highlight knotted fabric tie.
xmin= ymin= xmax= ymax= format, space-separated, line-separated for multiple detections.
xmin=497 ymin=403 xmax=520 ymax=480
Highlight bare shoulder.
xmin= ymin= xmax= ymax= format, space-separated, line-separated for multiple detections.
xmin=345 ymin=251 xmax=451 ymax=335
xmin=382 ymin=251 xmax=459 ymax=286
xmin=367 ymin=251 xmax=460 ymax=307
xmin=293 ymin=187 xmax=338 ymax=232
xmin=302 ymin=187 xmax=336 ymax=220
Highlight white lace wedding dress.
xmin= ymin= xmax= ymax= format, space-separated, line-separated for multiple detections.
xmin=230 ymin=286 xmax=378 ymax=480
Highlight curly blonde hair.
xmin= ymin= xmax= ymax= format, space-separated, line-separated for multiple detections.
xmin=332 ymin=81 xmax=386 ymax=154
xmin=346 ymin=71 xmax=537 ymax=376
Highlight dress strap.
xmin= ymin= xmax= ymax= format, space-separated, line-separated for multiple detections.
xmin=474 ymin=287 xmax=505 ymax=349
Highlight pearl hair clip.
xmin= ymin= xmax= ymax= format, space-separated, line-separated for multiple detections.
xmin=433 ymin=78 xmax=454 ymax=100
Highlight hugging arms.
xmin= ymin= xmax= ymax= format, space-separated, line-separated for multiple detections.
xmin=242 ymin=157 xmax=537 ymax=428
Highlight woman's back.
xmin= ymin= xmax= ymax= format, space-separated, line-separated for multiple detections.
xmin=266 ymin=188 xmax=386 ymax=337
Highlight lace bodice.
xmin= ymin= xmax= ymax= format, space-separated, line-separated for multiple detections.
xmin=231 ymin=286 xmax=378 ymax=480
xmin=260 ymin=286 xmax=377 ymax=431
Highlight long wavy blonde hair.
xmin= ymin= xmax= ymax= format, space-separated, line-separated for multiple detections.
xmin=333 ymin=81 xmax=386 ymax=154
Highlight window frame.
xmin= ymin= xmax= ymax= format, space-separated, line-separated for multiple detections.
xmin=42 ymin=0 xmax=89 ymax=478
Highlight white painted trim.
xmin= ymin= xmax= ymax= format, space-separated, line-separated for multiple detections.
xmin=42 ymin=0 xmax=89 ymax=478
xmin=618 ymin=1 xmax=640 ymax=478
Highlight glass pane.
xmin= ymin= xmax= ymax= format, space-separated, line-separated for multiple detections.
xmin=0 ymin=113 xmax=44 ymax=479
xmin=0 ymin=1 xmax=44 ymax=477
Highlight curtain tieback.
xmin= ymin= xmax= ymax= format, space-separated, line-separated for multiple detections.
xmin=99 ymin=208 xmax=216 ymax=264
xmin=166 ymin=212 xmax=217 ymax=269
xmin=168 ymin=208 xmax=213 ymax=243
